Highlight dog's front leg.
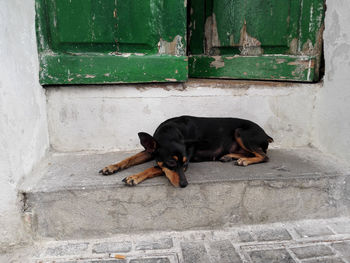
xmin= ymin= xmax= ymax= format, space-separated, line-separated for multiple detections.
xmin=122 ymin=166 xmax=163 ymax=186
xmin=99 ymin=151 xmax=153 ymax=175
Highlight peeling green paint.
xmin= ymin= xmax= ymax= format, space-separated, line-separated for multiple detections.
xmin=40 ymin=54 xmax=187 ymax=85
xmin=189 ymin=55 xmax=316 ymax=82
xmin=36 ymin=0 xmax=187 ymax=85
xmin=188 ymin=0 xmax=325 ymax=82
xmin=36 ymin=0 xmax=324 ymax=84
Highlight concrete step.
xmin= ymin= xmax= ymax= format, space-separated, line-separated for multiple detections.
xmin=20 ymin=147 xmax=350 ymax=240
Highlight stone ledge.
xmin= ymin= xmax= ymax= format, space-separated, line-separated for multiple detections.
xmin=20 ymin=147 xmax=350 ymax=239
xmin=20 ymin=147 xmax=347 ymax=193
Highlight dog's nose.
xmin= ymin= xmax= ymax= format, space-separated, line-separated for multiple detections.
xmin=180 ymin=180 xmax=188 ymax=188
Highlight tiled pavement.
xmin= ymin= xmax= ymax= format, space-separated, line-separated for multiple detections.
xmin=5 ymin=217 xmax=350 ymax=263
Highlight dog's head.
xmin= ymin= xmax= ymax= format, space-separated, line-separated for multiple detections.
xmin=138 ymin=132 xmax=188 ymax=188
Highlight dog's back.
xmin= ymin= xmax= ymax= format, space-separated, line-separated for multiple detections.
xmin=153 ymin=116 xmax=273 ymax=162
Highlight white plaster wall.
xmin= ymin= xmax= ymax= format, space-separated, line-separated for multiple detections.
xmin=47 ymin=81 xmax=321 ymax=152
xmin=314 ymin=0 xmax=350 ymax=160
xmin=0 ymin=0 xmax=49 ymax=247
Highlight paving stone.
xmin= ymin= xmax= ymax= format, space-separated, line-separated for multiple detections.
xmin=255 ymin=228 xmax=292 ymax=242
xmin=295 ymin=225 xmax=334 ymax=238
xmin=135 ymin=238 xmax=173 ymax=250
xmin=302 ymin=258 xmax=345 ymax=263
xmin=248 ymin=249 xmax=296 ymax=263
xmin=208 ymin=240 xmax=242 ymax=263
xmin=181 ymin=241 xmax=210 ymax=263
xmin=291 ymin=245 xmax=334 ymax=259
xmin=129 ymin=258 xmax=170 ymax=263
xmin=237 ymin=231 xmax=254 ymax=242
xmin=92 ymin=241 xmax=132 ymax=254
xmin=45 ymin=242 xmax=89 ymax=256
xmin=332 ymin=241 xmax=350 ymax=261
xmin=329 ymin=221 xmax=350 ymax=234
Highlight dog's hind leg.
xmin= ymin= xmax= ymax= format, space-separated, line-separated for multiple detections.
xmin=234 ymin=150 xmax=268 ymax=166
xmin=234 ymin=129 xmax=269 ymax=166
xmin=99 ymin=151 xmax=153 ymax=175
xmin=219 ymin=153 xmax=250 ymax=162
xmin=122 ymin=166 xmax=163 ymax=186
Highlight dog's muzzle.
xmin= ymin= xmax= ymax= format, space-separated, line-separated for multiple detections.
xmin=177 ymin=168 xmax=188 ymax=188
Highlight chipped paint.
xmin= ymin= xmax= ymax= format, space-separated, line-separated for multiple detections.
xmin=239 ymin=21 xmax=262 ymax=56
xmin=307 ymin=59 xmax=312 ymax=81
xmin=189 ymin=55 xmax=316 ymax=81
xmin=211 ymin=14 xmax=220 ymax=48
xmin=85 ymin=74 xmax=96 ymax=79
xmin=229 ymin=35 xmax=235 ymax=46
xmin=158 ymin=35 xmax=185 ymax=56
xmin=289 ymin=38 xmax=298 ymax=54
xmin=109 ymin=52 xmax=145 ymax=57
xmin=289 ymin=59 xmax=314 ymax=79
xmin=302 ymin=39 xmax=315 ymax=55
xmin=276 ymin=59 xmax=286 ymax=64
xmin=309 ymin=4 xmax=314 ymax=33
xmin=210 ymin=56 xmax=225 ymax=69
xmin=204 ymin=14 xmax=221 ymax=55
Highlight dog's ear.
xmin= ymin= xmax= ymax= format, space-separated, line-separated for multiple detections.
xmin=138 ymin=132 xmax=157 ymax=153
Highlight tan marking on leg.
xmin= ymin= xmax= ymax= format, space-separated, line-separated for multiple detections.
xmin=236 ymin=152 xmax=267 ymax=166
xmin=220 ymin=153 xmax=249 ymax=162
xmin=235 ymin=132 xmax=268 ymax=166
xmin=100 ymin=151 xmax=152 ymax=175
xmin=123 ymin=166 xmax=163 ymax=186
xmin=183 ymin=156 xmax=187 ymax=163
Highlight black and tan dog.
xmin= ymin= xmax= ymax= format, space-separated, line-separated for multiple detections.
xmin=99 ymin=116 xmax=273 ymax=188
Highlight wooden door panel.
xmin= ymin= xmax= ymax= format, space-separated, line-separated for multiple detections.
xmin=37 ymin=0 xmax=187 ymax=84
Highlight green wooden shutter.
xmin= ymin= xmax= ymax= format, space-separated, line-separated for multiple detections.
xmin=188 ymin=0 xmax=325 ymax=82
xmin=36 ymin=0 xmax=187 ymax=85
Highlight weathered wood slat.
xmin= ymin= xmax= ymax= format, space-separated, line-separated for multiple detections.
xmin=189 ymin=55 xmax=316 ymax=82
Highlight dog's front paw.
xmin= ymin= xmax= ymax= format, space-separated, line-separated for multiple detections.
xmin=220 ymin=155 xmax=233 ymax=162
xmin=236 ymin=158 xmax=249 ymax=167
xmin=122 ymin=175 xmax=138 ymax=186
xmin=99 ymin=165 xmax=120 ymax=175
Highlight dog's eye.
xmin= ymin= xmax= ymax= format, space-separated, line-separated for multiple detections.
xmin=166 ymin=159 xmax=177 ymax=168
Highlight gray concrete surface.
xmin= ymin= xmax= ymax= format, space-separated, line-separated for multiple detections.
xmin=20 ymin=148 xmax=350 ymax=240
xmin=3 ymin=217 xmax=350 ymax=263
